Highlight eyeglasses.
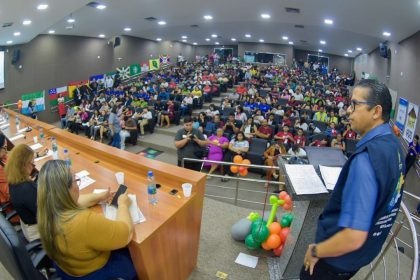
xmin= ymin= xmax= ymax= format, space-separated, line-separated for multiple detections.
xmin=350 ymin=100 xmax=375 ymax=110
xmin=0 ymin=146 xmax=7 ymax=151
xmin=74 ymin=175 xmax=81 ymax=186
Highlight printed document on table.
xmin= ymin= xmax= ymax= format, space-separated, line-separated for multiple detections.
xmin=104 ymin=194 xmax=146 ymax=224
xmin=319 ymin=165 xmax=342 ymax=191
xmin=29 ymin=143 xmax=43 ymax=150
xmin=284 ymin=164 xmax=328 ymax=195
xmin=9 ymin=134 xmax=25 ymax=141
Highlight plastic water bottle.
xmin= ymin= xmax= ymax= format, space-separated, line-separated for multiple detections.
xmin=15 ymin=116 xmax=20 ymax=130
xmin=147 ymin=171 xmax=158 ymax=205
xmin=52 ymin=137 xmax=58 ymax=160
xmin=63 ymin=149 xmax=71 ymax=167
xmin=39 ymin=128 xmax=45 ymax=144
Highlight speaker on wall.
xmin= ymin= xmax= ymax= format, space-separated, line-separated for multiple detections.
xmin=114 ymin=37 xmax=121 ymax=48
xmin=379 ymin=43 xmax=388 ymax=58
xmin=11 ymin=49 xmax=20 ymax=64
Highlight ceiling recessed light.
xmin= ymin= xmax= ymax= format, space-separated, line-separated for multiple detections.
xmin=215 ymin=42 xmax=220 ymax=45
xmin=193 ymin=42 xmax=197 ymax=45
xmin=231 ymin=38 xmax=236 ymax=41
xmin=282 ymin=36 xmax=288 ymax=40
xmin=203 ymin=15 xmax=213 ymax=20
xmin=259 ymin=39 xmax=264 ymax=42
xmin=324 ymin=19 xmax=333 ymax=25
xmin=347 ymin=50 xmax=353 ymax=53
xmin=211 ymin=34 xmax=217 ymax=38
xmin=124 ymin=27 xmax=132 ymax=32
xmin=245 ymin=34 xmax=251 ymax=38
xmin=157 ymin=21 xmax=166 ymax=25
xmin=13 ymin=32 xmax=21 ymax=36
xmin=6 ymin=40 xmax=13 ymax=44
xmin=344 ymin=53 xmax=349 ymax=57
xmin=156 ymin=38 xmax=162 ymax=41
xmin=383 ymin=31 xmax=391 ymax=37
xmin=48 ymin=30 xmax=55 ymax=34
xmin=96 ymin=4 xmax=106 ymax=10
xmin=320 ymin=40 xmax=326 ymax=45
xmin=98 ymin=34 xmax=105 ymax=38
xmin=356 ymin=47 xmax=362 ymax=52
xmin=318 ymin=49 xmax=323 ymax=52
xmin=205 ymin=38 xmax=210 ymax=41
xmin=181 ymin=35 xmax=188 ymax=39
xmin=67 ymin=18 xmax=75 ymax=23
xmin=37 ymin=4 xmax=48 ymax=10
xmin=289 ymin=41 xmax=294 ymax=45
xmin=261 ymin=14 xmax=271 ymax=19
xmin=182 ymin=39 xmax=187 ymax=42
xmin=22 ymin=20 xmax=32 ymax=25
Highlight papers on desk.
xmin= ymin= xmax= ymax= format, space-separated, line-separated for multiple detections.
xmin=0 ymin=123 xmax=10 ymax=130
xmin=75 ymin=170 xmax=96 ymax=190
xmin=0 ymin=120 xmax=7 ymax=126
xmin=103 ymin=194 xmax=146 ymax=224
xmin=319 ymin=166 xmax=342 ymax=191
xmin=9 ymin=134 xmax=25 ymax=141
xmin=30 ymin=143 xmax=43 ymax=150
xmin=235 ymin=253 xmax=258 ymax=268
xmin=284 ymin=164 xmax=328 ymax=195
xmin=18 ymin=127 xmax=28 ymax=133
xmin=34 ymin=150 xmax=53 ymax=162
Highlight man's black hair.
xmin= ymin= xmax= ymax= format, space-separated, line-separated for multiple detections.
xmin=183 ymin=116 xmax=193 ymax=123
xmin=355 ymin=79 xmax=392 ymax=122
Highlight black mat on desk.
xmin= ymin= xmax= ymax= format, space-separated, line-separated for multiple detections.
xmin=304 ymin=146 xmax=347 ymax=167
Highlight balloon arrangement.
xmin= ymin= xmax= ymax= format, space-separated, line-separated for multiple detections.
xmin=230 ymin=155 xmax=251 ymax=176
xmin=17 ymin=100 xmax=22 ymax=112
xmin=231 ymin=191 xmax=293 ymax=257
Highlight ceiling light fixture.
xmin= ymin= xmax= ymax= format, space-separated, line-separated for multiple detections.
xmin=96 ymin=4 xmax=106 ymax=10
xmin=320 ymin=40 xmax=326 ymax=45
xmin=193 ymin=42 xmax=197 ymax=45
xmin=318 ymin=49 xmax=323 ymax=52
xmin=13 ymin=32 xmax=21 ymax=36
xmin=6 ymin=40 xmax=13 ymax=44
xmin=67 ymin=15 xmax=75 ymax=23
xmin=48 ymin=30 xmax=55 ymax=34
xmin=205 ymin=38 xmax=210 ymax=41
xmin=282 ymin=36 xmax=288 ymax=40
xmin=356 ymin=47 xmax=362 ymax=51
xmin=259 ymin=39 xmax=264 ymax=42
xmin=157 ymin=21 xmax=166 ymax=25
xmin=181 ymin=35 xmax=188 ymax=39
xmin=344 ymin=53 xmax=349 ymax=57
xmin=324 ymin=19 xmax=333 ymax=25
xmin=124 ymin=27 xmax=132 ymax=32
xmin=347 ymin=50 xmax=353 ymax=53
xmin=23 ymin=20 xmax=32 ymax=25
xmin=182 ymin=39 xmax=187 ymax=42
xmin=245 ymin=34 xmax=251 ymax=38
xmin=98 ymin=34 xmax=106 ymax=38
xmin=156 ymin=38 xmax=162 ymax=41
xmin=203 ymin=15 xmax=213 ymax=20
xmin=215 ymin=42 xmax=220 ymax=45
xmin=211 ymin=34 xmax=217 ymax=38
xmin=289 ymin=41 xmax=294 ymax=45
xmin=261 ymin=14 xmax=271 ymax=19
xmin=37 ymin=4 xmax=48 ymax=10
xmin=383 ymin=31 xmax=391 ymax=37
xmin=231 ymin=38 xmax=236 ymax=41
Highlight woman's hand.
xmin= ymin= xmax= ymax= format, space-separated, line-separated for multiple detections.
xmin=118 ymin=190 xmax=131 ymax=208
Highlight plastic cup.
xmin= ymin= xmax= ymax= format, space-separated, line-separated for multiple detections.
xmin=115 ymin=172 xmax=124 ymax=185
xmin=33 ymin=136 xmax=38 ymax=143
xmin=182 ymin=183 xmax=192 ymax=197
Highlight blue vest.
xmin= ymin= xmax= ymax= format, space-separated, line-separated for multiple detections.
xmin=315 ymin=133 xmax=405 ymax=272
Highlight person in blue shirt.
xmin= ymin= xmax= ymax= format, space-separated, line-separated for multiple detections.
xmin=301 ymin=80 xmax=405 ymax=279
xmin=258 ymin=99 xmax=271 ymax=114
xmin=405 ymin=134 xmax=419 ymax=177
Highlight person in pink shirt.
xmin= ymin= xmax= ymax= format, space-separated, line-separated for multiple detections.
xmin=274 ymin=125 xmax=294 ymax=148
xmin=206 ymin=129 xmax=229 ymax=177
xmin=294 ymin=128 xmax=306 ymax=147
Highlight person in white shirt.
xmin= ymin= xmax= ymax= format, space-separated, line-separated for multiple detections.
xmin=138 ymin=108 xmax=153 ymax=136
xmin=288 ymin=144 xmax=307 ymax=157
xmin=105 ymin=76 xmax=114 ymax=89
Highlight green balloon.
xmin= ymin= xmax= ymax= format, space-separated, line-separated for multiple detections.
xmin=285 ymin=214 xmax=294 ymax=224
xmin=251 ymin=219 xmax=266 ymax=231
xmin=252 ymin=224 xmax=269 ymax=243
xmin=245 ymin=234 xmax=260 ymax=250
xmin=280 ymin=218 xmax=290 ymax=227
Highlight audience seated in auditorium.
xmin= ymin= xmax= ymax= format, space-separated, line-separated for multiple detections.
xmin=221 ymin=132 xmax=249 ymax=182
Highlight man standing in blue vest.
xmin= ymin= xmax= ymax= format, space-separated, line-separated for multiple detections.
xmin=301 ymin=80 xmax=405 ymax=279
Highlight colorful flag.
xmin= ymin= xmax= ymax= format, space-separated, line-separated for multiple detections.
xmin=117 ymin=66 xmax=130 ymax=79
xmin=68 ymin=80 xmax=89 ymax=98
xmin=48 ymin=86 xmax=69 ymax=106
xmin=21 ymin=91 xmax=45 ymax=115
xmin=149 ymin=59 xmax=160 ymax=70
xmin=141 ymin=62 xmax=149 ymax=72
xmin=159 ymin=54 xmax=170 ymax=64
xmin=89 ymin=74 xmax=105 ymax=84
xmin=130 ymin=64 xmax=141 ymax=76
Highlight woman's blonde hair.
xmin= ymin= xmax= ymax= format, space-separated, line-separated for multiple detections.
xmin=4 ymin=144 xmax=34 ymax=185
xmin=37 ymin=160 xmax=81 ymax=260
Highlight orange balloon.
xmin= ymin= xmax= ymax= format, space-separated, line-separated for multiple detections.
xmin=261 ymin=241 xmax=272 ymax=251
xmin=266 ymin=234 xmax=281 ymax=249
xmin=283 ymin=202 xmax=292 ymax=211
xmin=279 ymin=191 xmax=288 ymax=200
xmin=233 ymin=155 xmax=243 ymax=163
xmin=242 ymin=159 xmax=251 ymax=165
xmin=284 ymin=195 xmax=292 ymax=204
xmin=239 ymin=168 xmax=248 ymax=176
xmin=239 ymin=166 xmax=246 ymax=172
xmin=230 ymin=165 xmax=239 ymax=173
xmin=268 ymin=222 xmax=282 ymax=235
xmin=393 ymin=125 xmax=400 ymax=137
xmin=273 ymin=244 xmax=284 ymax=256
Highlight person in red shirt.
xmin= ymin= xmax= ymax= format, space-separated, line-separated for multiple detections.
xmin=281 ymin=115 xmax=292 ymax=127
xmin=343 ymin=124 xmax=356 ymax=140
xmin=274 ymin=125 xmax=294 ymax=147
xmin=309 ymin=136 xmax=329 ymax=147
xmin=294 ymin=128 xmax=306 ymax=147
xmin=255 ymin=119 xmax=273 ymax=139
xmin=236 ymin=83 xmax=247 ymax=101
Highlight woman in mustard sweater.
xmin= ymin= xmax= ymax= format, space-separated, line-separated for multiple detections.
xmin=37 ymin=160 xmax=136 ymax=279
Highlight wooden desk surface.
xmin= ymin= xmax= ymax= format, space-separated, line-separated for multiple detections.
xmin=2 ymin=109 xmax=206 ymax=280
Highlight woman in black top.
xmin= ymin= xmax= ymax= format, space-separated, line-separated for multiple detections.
xmin=4 ymin=144 xmax=39 ymax=241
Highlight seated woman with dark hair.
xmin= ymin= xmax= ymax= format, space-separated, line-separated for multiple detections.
xmin=221 ymin=131 xmax=249 ymax=182
xmin=37 ymin=160 xmax=136 ymax=279
xmin=331 ymin=133 xmax=346 ymax=152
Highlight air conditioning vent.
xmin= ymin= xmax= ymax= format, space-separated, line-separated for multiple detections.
xmin=190 ymin=24 xmax=199 ymax=28
xmin=2 ymin=22 xmax=13 ymax=28
xmin=295 ymin=24 xmax=304 ymax=29
xmin=300 ymin=40 xmax=308 ymax=43
xmin=144 ymin=17 xmax=158 ymax=21
xmin=285 ymin=7 xmax=300 ymax=13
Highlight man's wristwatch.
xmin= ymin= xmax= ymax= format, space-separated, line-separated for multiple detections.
xmin=311 ymin=245 xmax=318 ymax=258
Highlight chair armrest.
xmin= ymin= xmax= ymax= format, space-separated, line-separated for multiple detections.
xmin=26 ymin=239 xmax=42 ymax=252
xmin=5 ymin=210 xmax=18 ymax=222
xmin=30 ymin=249 xmax=48 ymax=268
xmin=0 ymin=202 xmax=11 ymax=212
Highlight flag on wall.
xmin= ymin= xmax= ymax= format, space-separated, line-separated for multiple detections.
xmin=141 ymin=62 xmax=149 ymax=72
xmin=89 ymin=74 xmax=105 ymax=84
xmin=149 ymin=59 xmax=160 ymax=70
xmin=130 ymin=64 xmax=141 ymax=76
xmin=48 ymin=86 xmax=69 ymax=106
xmin=68 ymin=80 xmax=89 ymax=98
xmin=21 ymin=91 xmax=45 ymax=115
xmin=159 ymin=54 xmax=170 ymax=64
xmin=117 ymin=66 xmax=130 ymax=79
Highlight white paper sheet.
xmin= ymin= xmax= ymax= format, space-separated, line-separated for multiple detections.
xmin=18 ymin=128 xmax=28 ymax=133
xmin=29 ymin=143 xmax=43 ymax=150
xmin=9 ymin=134 xmax=25 ymax=141
xmin=0 ymin=120 xmax=6 ymax=126
xmin=0 ymin=124 xmax=10 ymax=130
xmin=104 ymin=194 xmax=146 ymax=224
xmin=93 ymin=189 xmax=108 ymax=194
xmin=319 ymin=165 xmax=342 ymax=191
xmin=75 ymin=170 xmax=90 ymax=178
xmin=34 ymin=150 xmax=53 ymax=162
xmin=78 ymin=176 xmax=96 ymax=190
xmin=235 ymin=253 xmax=259 ymax=268
xmin=284 ymin=164 xmax=328 ymax=195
